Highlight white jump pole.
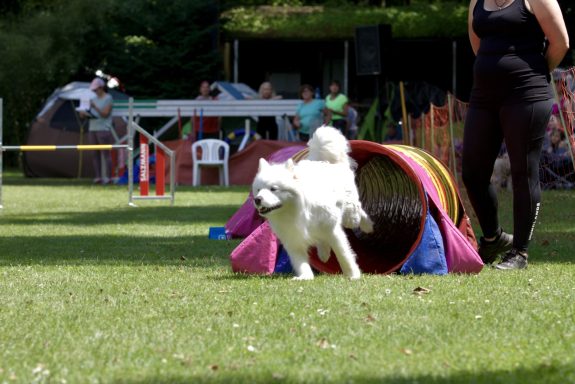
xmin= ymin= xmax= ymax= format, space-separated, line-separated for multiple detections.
xmin=128 ymin=97 xmax=135 ymax=206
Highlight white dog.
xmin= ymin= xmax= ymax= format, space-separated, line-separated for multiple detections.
xmin=491 ymin=153 xmax=512 ymax=191
xmin=252 ymin=126 xmax=373 ymax=280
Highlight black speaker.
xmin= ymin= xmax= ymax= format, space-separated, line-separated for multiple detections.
xmin=355 ymin=24 xmax=392 ymax=76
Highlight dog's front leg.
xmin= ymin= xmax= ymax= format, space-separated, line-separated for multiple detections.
xmin=283 ymin=244 xmax=314 ymax=280
xmin=328 ymin=227 xmax=361 ymax=280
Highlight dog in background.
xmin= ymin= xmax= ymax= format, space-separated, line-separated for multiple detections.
xmin=491 ymin=153 xmax=512 ymax=191
xmin=252 ymin=126 xmax=373 ymax=280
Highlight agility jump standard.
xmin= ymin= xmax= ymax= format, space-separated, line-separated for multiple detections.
xmin=127 ymin=108 xmax=176 ymax=207
xmin=0 ymin=97 xmax=176 ymax=208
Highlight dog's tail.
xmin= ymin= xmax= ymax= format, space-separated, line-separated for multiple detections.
xmin=307 ymin=125 xmax=356 ymax=169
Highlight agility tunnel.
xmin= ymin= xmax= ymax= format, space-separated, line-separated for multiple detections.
xmin=229 ymin=141 xmax=483 ymax=275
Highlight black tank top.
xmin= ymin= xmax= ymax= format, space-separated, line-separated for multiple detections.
xmin=470 ymin=0 xmax=552 ymax=106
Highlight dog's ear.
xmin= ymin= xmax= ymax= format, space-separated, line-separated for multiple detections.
xmin=258 ymin=158 xmax=269 ymax=171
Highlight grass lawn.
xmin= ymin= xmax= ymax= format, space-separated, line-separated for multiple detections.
xmin=0 ymin=171 xmax=574 ymax=383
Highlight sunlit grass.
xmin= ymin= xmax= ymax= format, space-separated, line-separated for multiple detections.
xmin=0 ymin=173 xmax=574 ymax=383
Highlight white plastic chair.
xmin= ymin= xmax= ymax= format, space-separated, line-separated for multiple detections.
xmin=191 ymin=139 xmax=230 ymax=186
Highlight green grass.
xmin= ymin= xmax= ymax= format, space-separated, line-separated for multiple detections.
xmin=0 ymin=171 xmax=574 ymax=383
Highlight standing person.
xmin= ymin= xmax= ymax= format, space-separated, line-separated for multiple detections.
xmin=462 ymin=0 xmax=569 ymax=270
xmin=81 ymin=78 xmax=114 ymax=184
xmin=324 ymin=80 xmax=349 ymax=136
xmin=292 ymin=84 xmax=325 ymax=141
xmin=256 ymin=81 xmax=282 ymax=140
xmin=193 ymin=80 xmax=220 ymax=140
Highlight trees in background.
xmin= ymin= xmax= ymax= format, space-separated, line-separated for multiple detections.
xmin=0 ymin=0 xmax=221 ymax=164
xmin=0 ymin=0 xmax=572 ymax=166
xmin=103 ymin=0 xmax=221 ymax=98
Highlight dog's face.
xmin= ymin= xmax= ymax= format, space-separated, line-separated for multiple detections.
xmin=252 ymin=158 xmax=298 ymax=217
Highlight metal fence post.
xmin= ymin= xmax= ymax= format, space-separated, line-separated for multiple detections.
xmin=128 ymin=97 xmax=135 ymax=206
xmin=170 ymin=150 xmax=176 ymax=206
xmin=0 ymin=98 xmax=3 ymax=209
xmin=447 ymin=93 xmax=459 ymax=184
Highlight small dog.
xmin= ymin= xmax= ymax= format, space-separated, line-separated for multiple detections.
xmin=252 ymin=126 xmax=373 ymax=280
xmin=491 ymin=153 xmax=512 ymax=191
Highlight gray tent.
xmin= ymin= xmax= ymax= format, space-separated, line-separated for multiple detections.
xmin=24 ymin=82 xmax=128 ymax=178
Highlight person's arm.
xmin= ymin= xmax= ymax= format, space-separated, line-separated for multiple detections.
xmin=293 ymin=115 xmax=301 ymax=129
xmin=530 ymin=0 xmax=569 ymax=70
xmin=468 ymin=0 xmax=480 ymax=55
xmin=293 ymin=103 xmax=303 ymax=129
xmin=341 ymin=102 xmax=349 ymax=118
xmin=323 ymin=104 xmax=332 ymax=124
xmin=90 ymin=97 xmax=113 ymax=118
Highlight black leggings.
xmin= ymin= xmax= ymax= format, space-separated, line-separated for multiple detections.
xmin=462 ymin=99 xmax=552 ymax=252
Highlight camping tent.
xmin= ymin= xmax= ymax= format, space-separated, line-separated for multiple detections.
xmin=210 ymin=81 xmax=258 ymax=100
xmin=24 ymin=82 xmax=129 ymax=178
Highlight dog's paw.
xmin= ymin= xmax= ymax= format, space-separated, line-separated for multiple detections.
xmin=292 ymin=274 xmax=314 ymax=281
xmin=340 ymin=262 xmax=362 ymax=280
xmin=342 ymin=205 xmax=361 ymax=229
xmin=343 ymin=267 xmax=361 ymax=280
xmin=342 ymin=216 xmax=360 ymax=229
xmin=347 ymin=266 xmax=362 ymax=280
xmin=360 ymin=216 xmax=374 ymax=234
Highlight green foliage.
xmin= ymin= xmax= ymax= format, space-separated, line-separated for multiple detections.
xmin=0 ymin=0 xmax=469 ymax=164
xmin=221 ymin=2 xmax=468 ymax=40
xmin=0 ymin=0 xmax=221 ymax=164
xmin=0 ymin=0 xmax=109 ymax=164
xmin=0 ymin=0 xmax=64 ymax=15
xmin=0 ymin=176 xmax=574 ymax=383
xmin=104 ymin=0 xmax=222 ymax=98
xmin=222 ymin=0 xmax=307 ymax=8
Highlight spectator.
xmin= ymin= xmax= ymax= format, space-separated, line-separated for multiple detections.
xmin=540 ymin=128 xmax=573 ymax=188
xmin=80 ymin=77 xmax=114 ymax=184
xmin=256 ymin=81 xmax=282 ymax=140
xmin=462 ymin=0 xmax=568 ymax=270
xmin=542 ymin=115 xmax=559 ymax=150
xmin=324 ymin=80 xmax=349 ymax=135
xmin=546 ymin=128 xmax=570 ymax=156
xmin=292 ymin=84 xmax=325 ymax=141
xmin=193 ymin=80 xmax=220 ymax=140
